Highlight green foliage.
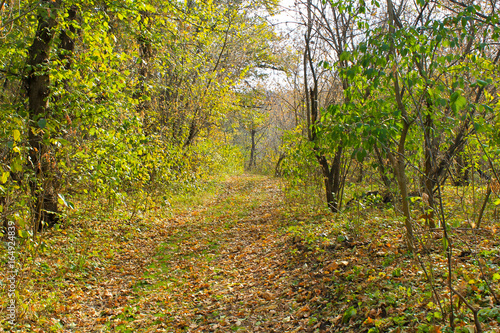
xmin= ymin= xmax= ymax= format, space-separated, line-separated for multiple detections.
xmin=280 ymin=129 xmax=318 ymax=184
xmin=0 ymin=0 xmax=280 ymax=237
xmin=478 ymin=307 xmax=500 ymax=323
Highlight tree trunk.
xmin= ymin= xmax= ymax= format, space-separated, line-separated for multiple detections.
xmin=386 ymin=0 xmax=414 ymax=251
xmin=25 ymin=0 xmax=61 ymax=232
xmin=183 ymin=110 xmax=199 ymax=148
xmin=317 ymin=156 xmax=334 ymax=211
xmin=356 ymin=160 xmax=363 ymax=183
xmin=57 ymin=5 xmax=77 ymax=72
xmin=248 ymin=128 xmax=256 ymax=170
xmin=423 ymin=112 xmax=437 ymax=228
xmin=454 ymin=152 xmax=470 ymax=186
xmin=274 ymin=153 xmax=286 ymax=177
xmin=316 ymin=146 xmax=343 ymax=213
xmin=135 ymin=10 xmax=153 ymax=128
xmin=388 ymin=121 xmax=415 ymax=251
xmin=331 ymin=146 xmax=343 ymax=210
xmin=374 ymin=144 xmax=391 ymax=188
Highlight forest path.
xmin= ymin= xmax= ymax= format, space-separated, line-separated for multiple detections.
xmin=136 ymin=174 xmax=299 ymax=332
xmin=9 ymin=175 xmax=500 ymax=332
xmin=12 ymin=174 xmax=338 ymax=332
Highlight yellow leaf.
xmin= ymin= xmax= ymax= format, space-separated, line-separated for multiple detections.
xmin=13 ymin=129 xmax=20 ymax=141
xmin=1 ymin=172 xmax=8 ymax=184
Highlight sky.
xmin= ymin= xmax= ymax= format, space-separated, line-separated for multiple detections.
xmin=269 ymin=0 xmax=300 ymax=33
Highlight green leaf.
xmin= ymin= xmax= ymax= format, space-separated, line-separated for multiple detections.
xmin=442 ymin=237 xmax=448 ymax=250
xmin=356 ymin=149 xmax=367 ymax=162
xmin=473 ymin=122 xmax=485 ymax=133
xmin=480 ymin=104 xmax=493 ymax=114
xmin=346 ymin=69 xmax=355 ymax=79
xmin=392 ymin=267 xmax=402 ymax=277
xmin=340 ymin=51 xmax=350 ymax=62
xmin=342 ymin=306 xmax=357 ymax=323
xmin=476 ymin=79 xmax=488 ymax=87
xmin=456 ymin=96 xmax=467 ymax=108
xmin=451 ymin=92 xmax=467 ymax=113
xmin=11 ymin=158 xmax=22 ymax=172
xmin=38 ymin=118 xmax=47 ymax=129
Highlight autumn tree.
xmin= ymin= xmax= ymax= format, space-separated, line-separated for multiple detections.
xmin=0 ymin=0 xmax=283 ymax=236
xmin=292 ymin=0 xmax=373 ymax=212
xmin=25 ymin=0 xmax=80 ymax=231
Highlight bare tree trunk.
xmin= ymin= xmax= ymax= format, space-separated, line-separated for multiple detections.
xmin=454 ymin=152 xmax=470 ymax=186
xmin=248 ymin=128 xmax=256 ymax=170
xmin=316 ymin=148 xmax=342 ymax=213
xmin=274 ymin=153 xmax=286 ymax=177
xmin=184 ymin=114 xmax=199 ymax=148
xmin=331 ymin=146 xmax=343 ymax=211
xmin=423 ymin=112 xmax=437 ymax=228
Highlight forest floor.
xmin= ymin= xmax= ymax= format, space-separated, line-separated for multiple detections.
xmin=1 ymin=174 xmax=500 ymax=332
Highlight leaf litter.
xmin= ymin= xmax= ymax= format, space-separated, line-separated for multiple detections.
xmin=1 ymin=175 xmax=499 ymax=332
